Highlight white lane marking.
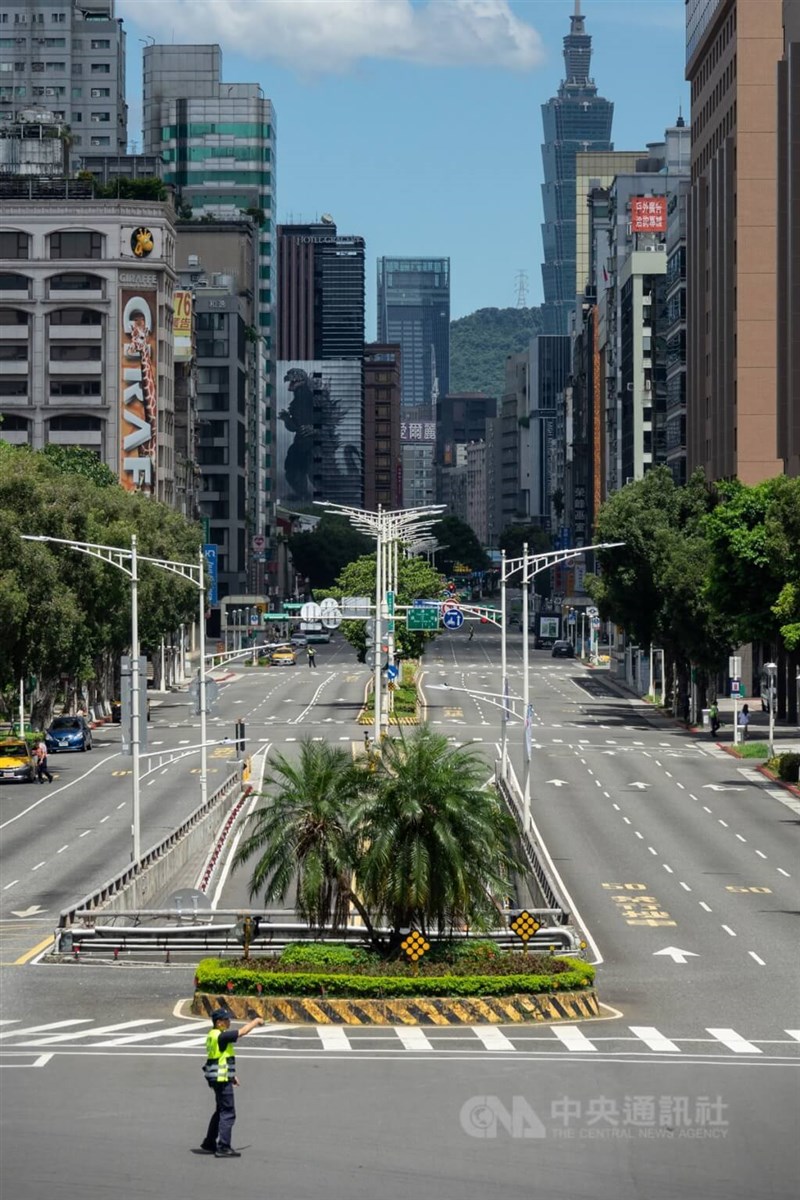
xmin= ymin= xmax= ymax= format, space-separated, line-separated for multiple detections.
xmin=722 ymin=925 xmax=737 ymax=937
xmin=0 ymin=1020 xmax=92 ymax=1040
xmin=552 ymin=1026 xmax=597 ymax=1052
xmin=664 ymin=771 xmax=672 ymax=778
xmin=699 ymin=902 xmax=712 ymax=912
xmin=210 ymin=743 xmax=271 ymax=908
xmin=680 ymin=882 xmax=692 ymax=891
xmin=748 ymin=952 xmax=766 ymax=966
xmin=471 ymin=1026 xmax=515 ymax=1052
xmin=31 ymin=862 xmax=45 ymax=871
xmin=623 ymin=817 xmax=631 ymax=825
xmin=718 ymin=819 xmax=728 ymax=827
xmin=394 ymin=1027 xmax=434 ymax=1052
xmin=736 ymin=834 xmax=746 ymax=842
xmin=79 ymin=830 xmax=91 ymax=838
xmin=100 ymin=815 xmax=110 ymax=823
xmin=0 ymin=1054 xmax=53 ymax=1069
xmin=689 ymin=794 xmax=699 ymax=801
xmin=316 ymin=1027 xmax=351 ymax=1051
xmin=663 ymin=864 xmax=673 ymax=874
xmin=2 ymin=880 xmax=19 ymax=890
xmin=676 ymin=782 xmax=685 ymax=790
xmin=102 ymin=1024 xmax=202 ymax=1046
xmin=755 ymin=850 xmax=767 ymax=859
xmin=116 ymin=803 xmax=126 ymax=810
xmin=787 ymin=1031 xmax=800 ymax=1042
xmin=23 ymin=1019 xmax=161 ymax=1045
xmin=648 ymin=846 xmax=658 ymax=855
xmin=612 ymin=803 xmax=620 ymax=811
xmin=57 ymin=845 xmax=68 ymax=853
xmin=635 ymin=831 xmax=644 ymax=839
xmin=703 ymin=806 xmax=712 ymax=813
xmin=629 ymin=1026 xmax=680 ymax=1053
xmin=707 ymin=1028 xmax=762 ymax=1054
xmin=778 ymin=868 xmax=790 ymax=877
xmin=0 ymin=751 xmax=120 ymax=831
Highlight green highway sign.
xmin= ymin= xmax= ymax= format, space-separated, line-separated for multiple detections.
xmin=407 ymin=607 xmax=439 ymax=631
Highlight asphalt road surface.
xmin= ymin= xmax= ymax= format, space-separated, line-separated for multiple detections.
xmin=0 ymin=624 xmax=798 ymax=1198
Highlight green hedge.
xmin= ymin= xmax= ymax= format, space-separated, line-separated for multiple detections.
xmin=195 ymin=956 xmax=595 ymax=999
xmin=776 ymin=752 xmax=800 ymax=783
xmin=279 ymin=943 xmax=374 ymax=968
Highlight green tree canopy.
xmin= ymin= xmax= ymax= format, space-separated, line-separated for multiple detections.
xmin=326 ymin=553 xmax=443 ymax=662
xmin=431 ymin=515 xmax=489 ymax=573
xmin=450 ymin=306 xmax=544 ymax=399
xmin=288 ymin=514 xmax=374 ymax=589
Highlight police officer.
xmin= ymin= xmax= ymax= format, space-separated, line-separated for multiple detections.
xmin=200 ymin=1009 xmax=264 ymax=1158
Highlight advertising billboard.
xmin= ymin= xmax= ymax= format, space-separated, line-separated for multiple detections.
xmin=276 ymin=360 xmax=363 ymax=507
xmin=630 ymin=196 xmax=667 ymax=233
xmin=119 ymin=289 xmax=157 ymax=493
xmin=173 ymin=289 xmax=193 ymax=362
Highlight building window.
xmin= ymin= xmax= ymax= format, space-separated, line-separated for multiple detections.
xmin=46 ymin=61 xmax=65 ymax=71
xmin=89 ymin=136 xmax=110 ymax=146
xmin=90 ymin=63 xmax=110 ymax=74
xmin=50 ymin=231 xmax=103 ymax=259
xmin=50 ymin=380 xmax=101 ymax=396
xmin=0 ymin=344 xmax=28 ymax=362
xmin=0 ymin=273 xmax=30 ymax=294
xmin=50 ymin=344 xmax=102 ymax=362
xmin=48 ymin=273 xmax=103 ymax=293
xmin=49 ymin=308 xmax=102 ymax=326
xmin=90 ymin=111 xmax=110 ymax=122
xmin=90 ymin=39 xmax=111 ymax=49
xmin=90 ymin=87 xmax=109 ymax=98
xmin=0 ymin=231 xmax=29 ymax=259
xmin=0 ymin=379 xmax=27 ymax=396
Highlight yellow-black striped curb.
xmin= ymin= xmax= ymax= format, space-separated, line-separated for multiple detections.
xmin=192 ymin=989 xmax=600 ymax=1025
xmin=357 ymin=710 xmax=419 ymax=725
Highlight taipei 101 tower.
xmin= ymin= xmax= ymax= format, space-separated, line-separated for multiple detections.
xmin=540 ymin=1 xmax=613 ymax=334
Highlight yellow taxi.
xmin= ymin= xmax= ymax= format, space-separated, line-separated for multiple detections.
xmin=269 ymin=645 xmax=297 ymax=666
xmin=0 ymin=739 xmax=37 ymax=784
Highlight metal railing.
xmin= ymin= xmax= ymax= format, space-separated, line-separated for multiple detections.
xmin=496 ymin=760 xmax=572 ymax=925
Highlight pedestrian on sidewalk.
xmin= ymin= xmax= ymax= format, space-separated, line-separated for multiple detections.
xmin=738 ymin=704 xmax=750 ymax=741
xmin=307 ymin=645 xmax=316 ymax=669
xmin=35 ymin=740 xmax=53 ymax=784
xmin=708 ymin=700 xmax=720 ymax=738
xmin=200 ymin=1009 xmax=264 ymax=1158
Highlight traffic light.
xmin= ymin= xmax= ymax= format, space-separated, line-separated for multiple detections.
xmin=234 ymin=719 xmax=246 ymax=754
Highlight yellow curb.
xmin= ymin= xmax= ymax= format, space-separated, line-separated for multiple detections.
xmin=14 ymin=934 xmax=55 ymax=965
xmin=192 ymin=989 xmax=600 ymax=1025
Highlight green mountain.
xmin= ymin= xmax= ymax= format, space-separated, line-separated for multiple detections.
xmin=449 ymin=306 xmax=544 ymax=400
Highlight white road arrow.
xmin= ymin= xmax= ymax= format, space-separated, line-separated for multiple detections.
xmin=601 ymin=750 xmax=616 ymax=755
xmin=702 ymin=784 xmax=745 ymax=792
xmin=628 ymin=782 xmax=651 ymax=790
xmin=653 ymin=947 xmax=699 ymax=964
xmin=11 ymin=905 xmax=46 ymax=918
xmin=546 ymin=779 xmax=569 ymax=788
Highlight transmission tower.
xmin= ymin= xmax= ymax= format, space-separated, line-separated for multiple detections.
xmin=514 ymin=270 xmax=529 ymax=309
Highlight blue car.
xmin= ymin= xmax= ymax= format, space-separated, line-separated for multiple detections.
xmin=45 ymin=715 xmax=93 ymax=753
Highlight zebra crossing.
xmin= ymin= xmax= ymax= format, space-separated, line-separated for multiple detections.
xmin=1 ymin=1018 xmax=798 ymax=1062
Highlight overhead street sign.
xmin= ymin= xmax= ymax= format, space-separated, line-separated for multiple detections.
xmin=300 ymin=601 xmax=322 ymax=621
xmin=319 ymin=597 xmax=342 ymax=630
xmin=407 ymin=607 xmax=439 ymax=631
xmin=442 ymin=600 xmax=459 ymax=613
xmin=442 ymin=609 xmax=464 ymax=630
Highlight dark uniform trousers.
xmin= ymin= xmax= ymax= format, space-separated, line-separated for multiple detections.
xmin=204 ymin=1080 xmax=236 ymax=1150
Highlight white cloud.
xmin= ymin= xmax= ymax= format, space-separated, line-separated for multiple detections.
xmin=121 ymin=0 xmax=545 ymax=73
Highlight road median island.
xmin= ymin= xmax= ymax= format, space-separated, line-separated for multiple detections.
xmin=191 ymin=947 xmax=598 ymax=1025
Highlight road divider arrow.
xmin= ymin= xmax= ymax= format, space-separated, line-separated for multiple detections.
xmin=653 ymin=947 xmax=699 ymax=964
xmin=702 ymin=784 xmax=745 ymax=792
xmin=11 ymin=905 xmax=46 ymax=918
xmin=546 ymin=779 xmax=569 ymax=788
xmin=629 ymin=782 xmax=651 ymax=790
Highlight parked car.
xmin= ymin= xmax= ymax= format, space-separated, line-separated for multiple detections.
xmin=270 ymin=647 xmax=297 ymax=666
xmin=45 ymin=715 xmax=93 ymax=753
xmin=0 ymin=739 xmax=36 ymax=783
xmin=551 ymin=640 xmax=575 ymax=659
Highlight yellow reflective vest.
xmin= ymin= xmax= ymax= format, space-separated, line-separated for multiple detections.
xmin=203 ymin=1028 xmax=236 ymax=1083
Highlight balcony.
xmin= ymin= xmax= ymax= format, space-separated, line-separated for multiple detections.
xmin=48 ymin=360 xmax=102 ymax=375
xmin=48 ymin=325 xmax=102 ymax=340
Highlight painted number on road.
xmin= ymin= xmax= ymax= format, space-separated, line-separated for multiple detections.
xmin=602 ymin=883 xmax=676 ymax=927
xmin=211 ymin=746 xmax=235 ymax=758
xmin=443 ymin=707 xmax=463 ymax=718
xmin=725 ymin=886 xmax=772 ymax=894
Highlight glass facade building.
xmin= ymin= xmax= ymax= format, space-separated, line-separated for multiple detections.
xmin=377 ymin=257 xmax=450 ymax=414
xmin=277 ymin=222 xmax=365 ymax=361
xmin=540 ymin=5 xmax=613 ymax=334
xmin=276 ymin=360 xmax=363 ymax=508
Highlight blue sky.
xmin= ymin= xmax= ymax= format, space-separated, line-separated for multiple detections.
xmin=119 ymin=0 xmax=688 ymax=333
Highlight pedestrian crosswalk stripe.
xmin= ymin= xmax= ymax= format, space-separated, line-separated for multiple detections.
xmin=787 ymin=1031 xmax=800 ymax=1042
xmin=22 ymin=1018 xmax=160 ymax=1046
xmin=551 ymin=1026 xmax=597 ymax=1052
xmin=707 ymin=1028 xmax=762 ymax=1054
xmin=394 ymin=1027 xmax=434 ymax=1051
xmin=472 ymin=1027 xmax=515 ymax=1051
xmin=316 ymin=1026 xmax=351 ymax=1052
xmin=629 ymin=1026 xmax=680 ymax=1053
xmin=0 ymin=1019 xmax=91 ymax=1040
xmin=102 ymin=1023 xmax=202 ymax=1046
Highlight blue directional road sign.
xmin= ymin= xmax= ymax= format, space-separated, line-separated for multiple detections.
xmin=443 ymin=609 xmax=464 ymax=630
xmin=386 ymin=664 xmax=399 ymax=681
xmin=202 ymin=543 xmax=218 ymax=605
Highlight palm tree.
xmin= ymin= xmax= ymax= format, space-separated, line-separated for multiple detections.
xmin=352 ymin=726 xmax=523 ymax=938
xmin=233 ymin=738 xmax=364 ymax=929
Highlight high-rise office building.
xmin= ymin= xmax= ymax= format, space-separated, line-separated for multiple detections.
xmin=143 ymin=42 xmax=276 ymax=561
xmin=363 ymin=343 xmax=401 ymax=510
xmin=540 ymin=1 xmax=613 ymax=335
xmin=376 ymin=257 xmax=450 ymax=415
xmin=277 ymin=219 xmax=365 ymax=362
xmin=0 ymin=0 xmax=127 ymax=171
xmin=778 ymin=0 xmax=800 ymax=477
xmin=685 ymin=0 xmax=784 ymax=484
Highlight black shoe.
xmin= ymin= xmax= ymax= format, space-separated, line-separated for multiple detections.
xmin=215 ymin=1147 xmax=242 ymax=1158
xmin=198 ymin=1144 xmax=216 ymax=1154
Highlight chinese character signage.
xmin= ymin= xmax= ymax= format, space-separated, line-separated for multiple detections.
xmin=631 ymin=196 xmax=667 ymax=233
xmin=202 ymin=544 xmax=218 ymax=606
xmin=400 ymin=421 xmax=436 ymax=443
xmin=173 ymin=289 xmax=193 ymax=362
xmin=119 ymin=289 xmax=157 ymax=493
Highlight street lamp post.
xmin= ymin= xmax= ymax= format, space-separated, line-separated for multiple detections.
xmin=22 ymin=534 xmax=209 ymax=860
xmin=764 ymin=661 xmax=777 ymax=758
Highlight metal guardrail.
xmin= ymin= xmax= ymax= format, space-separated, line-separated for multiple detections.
xmin=54 ymin=916 xmax=582 ymax=958
xmin=57 ymin=768 xmax=244 ymax=929
xmin=496 ymin=762 xmax=572 ymax=925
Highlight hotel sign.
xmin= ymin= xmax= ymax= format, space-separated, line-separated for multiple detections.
xmin=119 ymin=289 xmax=157 ymax=492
